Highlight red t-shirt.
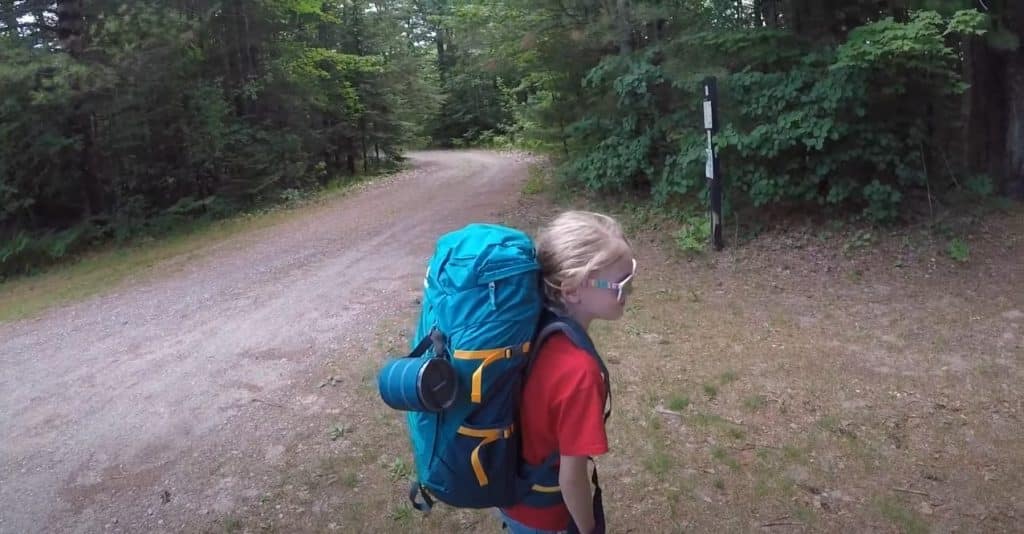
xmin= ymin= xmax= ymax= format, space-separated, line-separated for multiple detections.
xmin=502 ymin=333 xmax=609 ymax=531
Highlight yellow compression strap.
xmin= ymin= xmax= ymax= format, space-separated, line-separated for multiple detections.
xmin=531 ymin=484 xmax=561 ymax=493
xmin=457 ymin=425 xmax=514 ymax=486
xmin=453 ymin=342 xmax=531 ymax=403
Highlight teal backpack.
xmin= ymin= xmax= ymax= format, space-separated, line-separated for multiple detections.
xmin=377 ymin=223 xmax=608 ymax=513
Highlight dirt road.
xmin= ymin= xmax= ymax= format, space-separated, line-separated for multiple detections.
xmin=0 ymin=150 xmax=535 ymax=533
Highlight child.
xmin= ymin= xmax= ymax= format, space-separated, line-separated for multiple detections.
xmin=500 ymin=210 xmax=636 ymax=534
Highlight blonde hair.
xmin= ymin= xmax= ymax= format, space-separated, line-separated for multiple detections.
xmin=535 ymin=210 xmax=631 ymax=307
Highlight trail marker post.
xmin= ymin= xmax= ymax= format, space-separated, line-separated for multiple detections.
xmin=703 ymin=77 xmax=724 ymax=251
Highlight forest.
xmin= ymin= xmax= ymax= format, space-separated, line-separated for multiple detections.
xmin=1 ymin=1 xmax=1021 ymax=276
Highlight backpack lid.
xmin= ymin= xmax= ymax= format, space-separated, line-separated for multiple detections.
xmin=429 ymin=224 xmax=539 ymax=291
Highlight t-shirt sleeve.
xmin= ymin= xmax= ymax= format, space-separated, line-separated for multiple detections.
xmin=553 ymin=363 xmax=609 ymax=457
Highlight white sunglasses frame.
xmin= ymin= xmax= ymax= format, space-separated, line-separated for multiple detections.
xmin=587 ymin=258 xmax=637 ymax=302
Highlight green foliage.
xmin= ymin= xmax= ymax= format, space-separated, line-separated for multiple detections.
xmin=2 ymin=0 xmax=1017 ymax=278
xmin=696 ymin=11 xmax=975 ymax=222
xmin=987 ymin=27 xmax=1021 ymax=51
xmin=675 ymin=213 xmax=712 ymax=253
xmin=946 ymin=9 xmax=990 ymax=36
xmin=862 ymin=181 xmax=903 ymax=223
xmin=0 ymin=0 xmax=441 ymax=277
xmin=964 ymin=175 xmax=995 ymax=197
xmin=435 ymin=1 xmax=1006 ymax=225
xmin=522 ymin=165 xmax=548 ymax=195
xmin=0 ymin=225 xmax=100 ymax=278
xmin=947 ymin=238 xmax=969 ymax=262
xmin=843 ymin=229 xmax=877 ymax=255
xmin=836 ymin=11 xmax=972 ymax=95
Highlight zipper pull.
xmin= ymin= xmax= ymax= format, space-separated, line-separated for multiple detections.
xmin=489 ymin=281 xmax=496 ymax=310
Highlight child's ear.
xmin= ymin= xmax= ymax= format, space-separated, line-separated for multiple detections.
xmin=561 ymin=281 xmax=582 ymax=304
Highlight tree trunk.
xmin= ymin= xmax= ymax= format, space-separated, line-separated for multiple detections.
xmin=240 ymin=1 xmax=256 ymax=81
xmin=763 ymin=0 xmax=778 ymax=29
xmin=230 ymin=0 xmax=247 ymax=114
xmin=435 ymin=31 xmax=446 ymax=85
xmin=1006 ymin=51 xmax=1024 ymax=198
xmin=785 ymin=0 xmax=830 ymax=41
xmin=782 ymin=0 xmax=800 ymax=34
xmin=884 ymin=0 xmax=909 ymax=23
xmin=344 ymin=137 xmax=356 ymax=175
xmin=30 ymin=5 xmax=46 ymax=47
xmin=965 ymin=37 xmax=1008 ymax=191
xmin=56 ymin=0 xmax=103 ymax=218
xmin=56 ymin=0 xmax=85 ymax=55
xmin=966 ymin=3 xmax=1024 ymax=199
xmin=361 ymin=118 xmax=369 ymax=172
xmin=1 ymin=0 xmax=17 ymax=32
xmin=616 ymin=0 xmax=631 ymax=54
xmin=559 ymin=117 xmax=569 ymax=157
xmin=1005 ymin=3 xmax=1024 ymax=198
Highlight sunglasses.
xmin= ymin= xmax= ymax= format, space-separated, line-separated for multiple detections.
xmin=588 ymin=258 xmax=637 ymax=302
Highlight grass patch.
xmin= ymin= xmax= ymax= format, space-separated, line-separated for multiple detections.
xmin=0 ymin=218 xmax=279 ymax=322
xmin=360 ymin=360 xmax=383 ymax=389
xmin=689 ymin=412 xmax=721 ymax=427
xmin=220 ymin=517 xmax=242 ymax=533
xmin=703 ymin=383 xmax=718 ymax=400
xmin=689 ymin=412 xmax=733 ymax=429
xmin=389 ymin=504 xmax=414 ymax=525
xmin=674 ymin=212 xmax=712 ymax=254
xmin=816 ymin=416 xmax=840 ymax=432
xmin=876 ymin=497 xmax=929 ymax=534
xmin=817 ymin=415 xmax=857 ymax=440
xmin=667 ymin=394 xmax=690 ymax=412
xmin=792 ymin=503 xmax=817 ymax=524
xmin=644 ymin=449 xmax=673 ymax=477
xmin=522 ymin=164 xmax=548 ymax=195
xmin=842 ymin=229 xmax=876 ymax=256
xmin=328 ymin=424 xmax=349 ymax=441
xmin=647 ymin=413 xmax=663 ymax=432
xmin=0 ymin=171 xmax=394 ymax=322
xmin=743 ymin=394 xmax=768 ymax=411
xmin=388 ymin=458 xmax=413 ymax=482
xmin=710 ymin=446 xmax=741 ymax=471
xmin=725 ymin=426 xmax=746 ymax=441
xmin=688 ymin=412 xmax=745 ymax=443
xmin=718 ymin=370 xmax=738 ymax=385
xmin=782 ymin=444 xmax=812 ymax=465
xmin=754 ymin=472 xmax=797 ymax=499
xmin=947 ymin=237 xmax=969 ymax=263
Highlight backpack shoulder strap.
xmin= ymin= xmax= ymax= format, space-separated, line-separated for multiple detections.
xmin=517 ymin=311 xmax=612 ymax=510
xmin=529 ymin=310 xmax=612 ymax=422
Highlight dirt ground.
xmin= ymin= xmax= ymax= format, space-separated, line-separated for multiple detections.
xmin=587 ymin=206 xmax=1024 ymax=533
xmin=1 ymin=150 xmax=1021 ymax=534
xmin=0 ymin=150 xmax=540 ymax=533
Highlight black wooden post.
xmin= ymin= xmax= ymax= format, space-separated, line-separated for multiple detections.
xmin=703 ymin=77 xmax=724 ymax=251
